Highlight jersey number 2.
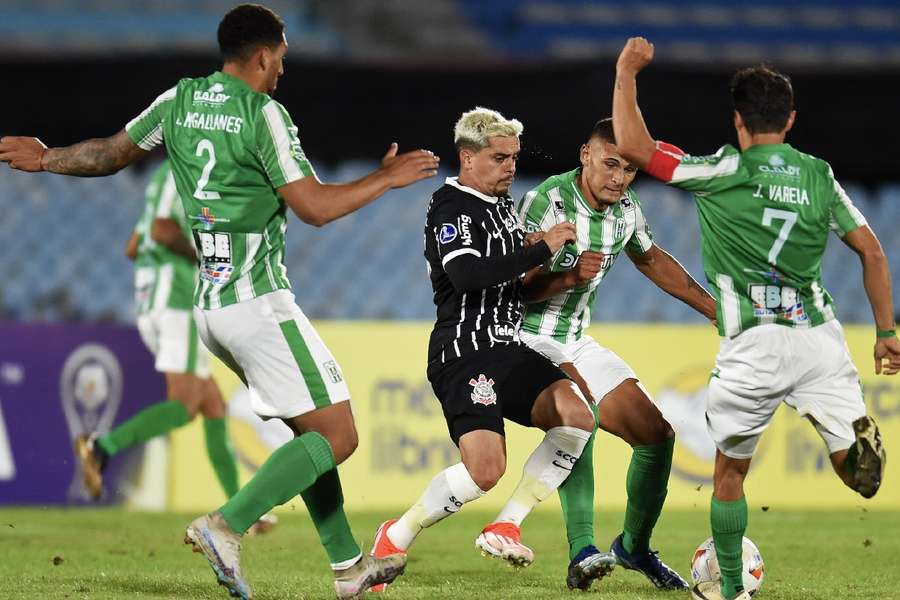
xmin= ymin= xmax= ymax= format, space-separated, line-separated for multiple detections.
xmin=762 ymin=207 xmax=796 ymax=265
xmin=193 ymin=139 xmax=221 ymax=200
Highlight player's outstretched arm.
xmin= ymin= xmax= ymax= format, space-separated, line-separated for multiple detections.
xmin=628 ymin=245 xmax=717 ymax=322
xmin=841 ymin=225 xmax=900 ymax=374
xmin=278 ymin=143 xmax=439 ymax=227
xmin=522 ymin=251 xmax=604 ymax=303
xmin=0 ymin=129 xmax=146 ymax=176
xmin=612 ymin=37 xmax=658 ymax=170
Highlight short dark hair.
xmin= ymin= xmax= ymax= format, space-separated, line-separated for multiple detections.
xmin=588 ymin=118 xmax=616 ymax=144
xmin=218 ymin=4 xmax=285 ymax=62
xmin=731 ymin=65 xmax=794 ymax=135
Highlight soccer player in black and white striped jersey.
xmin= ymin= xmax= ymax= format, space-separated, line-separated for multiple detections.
xmin=368 ymin=108 xmax=595 ymax=585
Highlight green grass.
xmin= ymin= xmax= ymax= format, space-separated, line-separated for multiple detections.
xmin=0 ymin=507 xmax=898 ymax=600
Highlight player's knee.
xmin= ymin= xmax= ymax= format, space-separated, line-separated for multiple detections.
xmin=467 ymin=458 xmax=505 ymax=491
xmin=555 ymin=392 xmax=594 ymax=432
xmin=328 ymin=430 xmax=359 ymax=465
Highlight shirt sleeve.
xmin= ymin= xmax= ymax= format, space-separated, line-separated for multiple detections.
xmin=518 ymin=188 xmax=558 ymax=233
xmin=645 ymin=141 xmax=750 ymax=194
xmin=256 ymin=99 xmax=316 ymax=188
xmin=826 ymin=164 xmax=867 ymax=236
xmin=430 ymin=198 xmax=488 ymax=269
xmin=625 ymin=194 xmax=654 ymax=254
xmin=126 ymin=86 xmax=177 ymax=151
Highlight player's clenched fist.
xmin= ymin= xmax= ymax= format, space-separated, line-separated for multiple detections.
xmin=0 ymin=136 xmax=47 ymax=172
xmin=542 ymin=222 xmax=577 ymax=253
xmin=616 ymin=37 xmax=654 ymax=76
xmin=380 ymin=142 xmax=440 ymax=188
xmin=874 ymin=336 xmax=900 ymax=375
xmin=572 ymin=251 xmax=604 ymax=284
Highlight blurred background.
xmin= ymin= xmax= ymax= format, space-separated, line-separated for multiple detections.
xmin=1 ymin=0 xmax=898 ymax=512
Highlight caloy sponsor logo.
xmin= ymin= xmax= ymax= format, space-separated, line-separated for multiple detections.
xmin=759 ymin=154 xmax=801 ymax=177
xmin=439 ymin=223 xmax=458 ymax=244
xmin=193 ymin=82 xmax=230 ymax=106
xmin=469 ymin=374 xmax=497 ymax=406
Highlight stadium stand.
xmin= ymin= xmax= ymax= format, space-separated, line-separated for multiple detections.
xmin=2 ymin=161 xmax=896 ymax=324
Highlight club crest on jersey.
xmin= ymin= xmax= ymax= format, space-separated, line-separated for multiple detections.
xmin=193 ymin=82 xmax=230 ymax=106
xmin=469 ymin=374 xmax=497 ymax=406
xmin=615 ymin=217 xmax=627 ymax=239
xmin=439 ymin=223 xmax=458 ymax=244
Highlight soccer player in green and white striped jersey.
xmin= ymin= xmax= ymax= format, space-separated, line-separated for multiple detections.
xmin=74 ymin=159 xmax=275 ymax=532
xmin=0 ymin=5 xmax=438 ymax=599
xmin=490 ymin=118 xmax=716 ymax=591
xmin=613 ymin=38 xmax=899 ymax=600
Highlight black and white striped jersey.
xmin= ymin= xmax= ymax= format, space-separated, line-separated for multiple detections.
xmin=425 ymin=177 xmax=552 ymax=374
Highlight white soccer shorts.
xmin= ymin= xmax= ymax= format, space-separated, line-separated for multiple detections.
xmin=519 ymin=331 xmax=638 ymax=404
xmin=136 ymin=308 xmax=210 ymax=378
xmin=193 ymin=289 xmax=350 ymax=419
xmin=708 ymin=319 xmax=865 ymax=459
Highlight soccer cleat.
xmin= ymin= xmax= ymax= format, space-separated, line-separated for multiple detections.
xmin=246 ymin=512 xmax=279 ymax=536
xmin=184 ymin=512 xmax=252 ymax=600
xmin=74 ymin=433 xmax=107 ymax=500
xmin=369 ymin=519 xmax=406 ymax=593
xmin=566 ymin=545 xmax=616 ymax=591
xmin=609 ymin=533 xmax=688 ymax=590
xmin=475 ymin=522 xmax=535 ymax=567
xmin=334 ymin=553 xmax=407 ymax=600
xmin=852 ymin=416 xmax=886 ymax=499
xmin=691 ymin=581 xmax=752 ymax=600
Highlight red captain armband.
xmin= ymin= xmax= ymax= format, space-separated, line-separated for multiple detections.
xmin=644 ymin=141 xmax=686 ymax=182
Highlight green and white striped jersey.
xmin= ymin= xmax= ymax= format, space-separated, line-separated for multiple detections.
xmin=133 ymin=160 xmax=196 ymax=315
xmin=125 ymin=71 xmax=315 ymax=310
xmin=646 ymin=141 xmax=866 ymax=337
xmin=518 ymin=168 xmax=654 ymax=343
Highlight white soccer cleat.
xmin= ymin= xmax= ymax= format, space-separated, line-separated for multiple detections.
xmin=475 ymin=522 xmax=535 ymax=567
xmin=691 ymin=581 xmax=752 ymax=600
xmin=333 ymin=553 xmax=407 ymax=600
xmin=852 ymin=416 xmax=886 ymax=499
xmin=184 ymin=512 xmax=252 ymax=600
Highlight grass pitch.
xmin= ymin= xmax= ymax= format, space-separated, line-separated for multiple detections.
xmin=0 ymin=507 xmax=897 ymax=600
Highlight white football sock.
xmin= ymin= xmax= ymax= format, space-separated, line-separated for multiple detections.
xmin=494 ymin=425 xmax=592 ymax=526
xmin=387 ymin=462 xmax=485 ymax=550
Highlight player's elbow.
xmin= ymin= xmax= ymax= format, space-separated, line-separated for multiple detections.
xmin=292 ymin=208 xmax=329 ymax=227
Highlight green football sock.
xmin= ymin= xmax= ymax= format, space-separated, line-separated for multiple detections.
xmin=622 ymin=436 xmax=674 ymax=554
xmin=558 ymin=404 xmax=599 ymax=560
xmin=711 ymin=495 xmax=747 ymax=599
xmin=203 ymin=417 xmax=240 ymax=498
xmin=96 ymin=400 xmax=190 ymax=456
xmin=219 ymin=431 xmax=335 ymax=534
xmin=301 ymin=468 xmax=362 ymax=567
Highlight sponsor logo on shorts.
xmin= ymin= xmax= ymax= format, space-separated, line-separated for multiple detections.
xmin=469 ymin=374 xmax=497 ymax=406
xmin=439 ymin=223 xmax=457 ymax=244
xmin=323 ymin=360 xmax=343 ymax=384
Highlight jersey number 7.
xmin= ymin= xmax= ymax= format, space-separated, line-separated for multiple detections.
xmin=762 ymin=207 xmax=796 ymax=265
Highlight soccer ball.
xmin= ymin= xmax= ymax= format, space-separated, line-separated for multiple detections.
xmin=690 ymin=536 xmax=765 ymax=596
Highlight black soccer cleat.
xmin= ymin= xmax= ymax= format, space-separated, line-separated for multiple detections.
xmin=852 ymin=416 xmax=886 ymax=499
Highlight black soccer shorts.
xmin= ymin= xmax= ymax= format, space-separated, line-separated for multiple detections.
xmin=427 ymin=344 xmax=570 ymax=445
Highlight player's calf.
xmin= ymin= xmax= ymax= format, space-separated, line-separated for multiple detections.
xmin=851 ymin=416 xmax=886 ymax=499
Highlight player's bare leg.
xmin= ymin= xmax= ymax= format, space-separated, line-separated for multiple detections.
xmin=480 ymin=380 xmax=593 ymax=568
xmin=370 ymin=430 xmax=497 ymax=591
xmin=692 ymin=452 xmax=752 ymax=600
xmin=75 ymin=372 xmax=202 ymax=499
xmin=287 ymin=402 xmax=406 ymax=598
xmin=824 ymin=417 xmax=886 ymax=498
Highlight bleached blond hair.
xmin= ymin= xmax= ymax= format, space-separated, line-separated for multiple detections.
xmin=453 ymin=106 xmax=523 ymax=152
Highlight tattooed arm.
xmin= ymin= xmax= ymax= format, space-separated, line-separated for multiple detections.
xmin=628 ymin=244 xmax=717 ymax=321
xmin=0 ymin=129 xmax=147 ymax=176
